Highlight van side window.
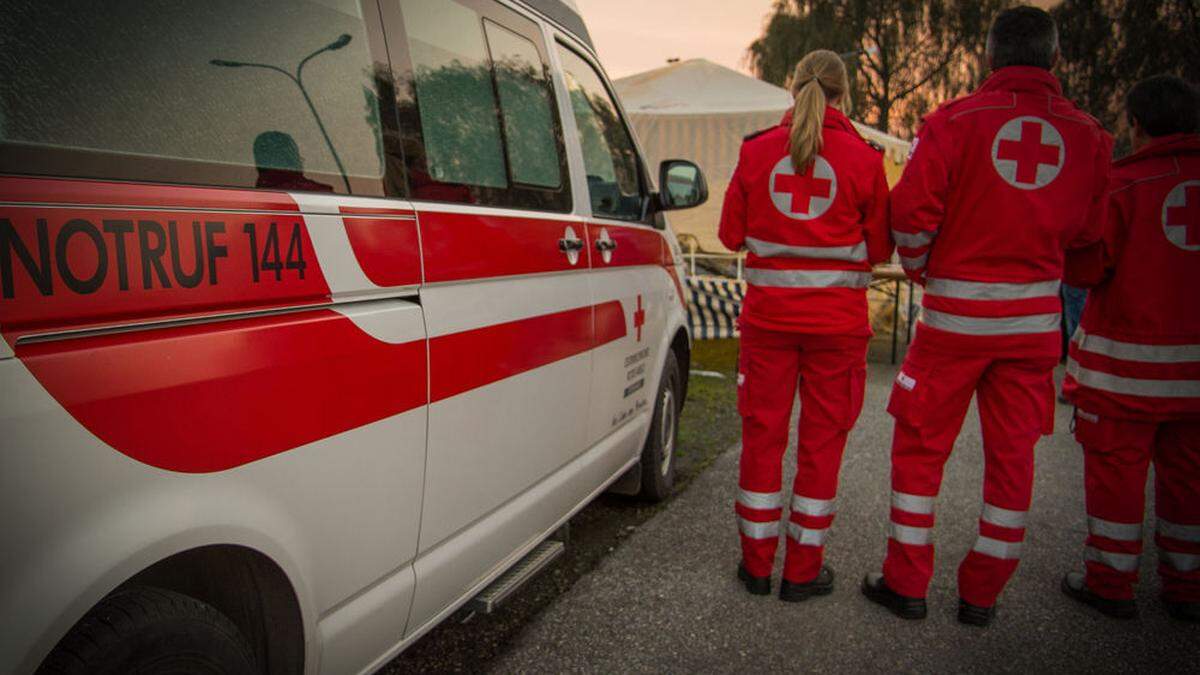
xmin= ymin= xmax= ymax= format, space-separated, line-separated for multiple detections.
xmin=0 ymin=0 xmax=386 ymax=196
xmin=555 ymin=46 xmax=646 ymax=222
xmin=391 ymin=0 xmax=571 ymax=212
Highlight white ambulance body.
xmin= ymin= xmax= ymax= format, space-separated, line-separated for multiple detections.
xmin=0 ymin=1 xmax=706 ymax=672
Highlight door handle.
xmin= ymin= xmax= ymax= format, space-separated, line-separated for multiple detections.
xmin=558 ymin=238 xmax=584 ymax=252
xmin=595 ymin=239 xmax=618 ymax=252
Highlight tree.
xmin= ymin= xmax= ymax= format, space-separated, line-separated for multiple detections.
xmin=1054 ymin=0 xmax=1200 ymax=155
xmin=748 ymin=0 xmax=1008 ymax=137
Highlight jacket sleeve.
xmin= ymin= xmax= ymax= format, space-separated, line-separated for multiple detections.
xmin=718 ymin=145 xmax=749 ymax=252
xmin=1065 ymin=131 xmax=1114 ymax=251
xmin=1065 ymin=182 xmax=1125 ymax=288
xmin=1063 ymin=132 xmax=1116 ymax=288
xmin=862 ymin=158 xmax=894 ymax=265
xmin=889 ymin=121 xmax=950 ymax=284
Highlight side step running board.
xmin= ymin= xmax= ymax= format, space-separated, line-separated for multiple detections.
xmin=467 ymin=539 xmax=565 ymax=615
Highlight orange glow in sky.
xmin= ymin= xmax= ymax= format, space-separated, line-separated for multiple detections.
xmin=575 ymin=0 xmax=777 ymax=79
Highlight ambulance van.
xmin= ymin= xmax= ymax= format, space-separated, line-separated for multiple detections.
xmin=0 ymin=1 xmax=707 ymax=672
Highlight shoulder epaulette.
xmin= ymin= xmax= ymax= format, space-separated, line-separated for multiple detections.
xmin=743 ymin=127 xmax=773 ymax=143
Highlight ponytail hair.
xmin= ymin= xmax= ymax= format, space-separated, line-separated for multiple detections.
xmin=788 ymin=50 xmax=851 ymax=172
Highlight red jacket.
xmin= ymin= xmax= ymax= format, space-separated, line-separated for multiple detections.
xmin=1063 ymin=133 xmax=1200 ymax=421
xmin=891 ymin=67 xmax=1113 ymax=357
xmin=719 ymin=106 xmax=892 ymax=335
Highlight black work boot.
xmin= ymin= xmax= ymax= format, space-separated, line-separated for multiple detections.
xmin=1163 ymin=598 xmax=1200 ymax=623
xmin=1060 ymin=571 xmax=1137 ymax=619
xmin=958 ymin=599 xmax=996 ymax=626
xmin=737 ymin=563 xmax=771 ymax=596
xmin=861 ymin=572 xmax=927 ymax=619
xmin=780 ymin=565 xmax=834 ymax=602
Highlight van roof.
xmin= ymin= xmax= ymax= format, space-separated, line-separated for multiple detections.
xmin=514 ymin=0 xmax=594 ymax=50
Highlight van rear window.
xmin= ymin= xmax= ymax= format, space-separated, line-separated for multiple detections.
xmin=0 ymin=0 xmax=385 ymax=196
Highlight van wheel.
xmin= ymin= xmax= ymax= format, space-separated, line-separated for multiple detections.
xmin=640 ymin=351 xmax=680 ymax=502
xmin=38 ymin=586 xmax=257 ymax=675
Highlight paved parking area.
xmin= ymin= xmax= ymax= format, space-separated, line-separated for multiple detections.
xmin=495 ymin=364 xmax=1199 ymax=673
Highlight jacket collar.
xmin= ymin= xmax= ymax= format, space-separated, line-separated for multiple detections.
xmin=1115 ymin=133 xmax=1200 ymax=167
xmin=977 ymin=66 xmax=1063 ymax=97
xmin=778 ymin=105 xmax=859 ymax=134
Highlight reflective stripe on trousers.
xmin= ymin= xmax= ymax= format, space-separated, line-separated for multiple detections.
xmin=974 ymin=536 xmax=1022 ymax=559
xmin=889 ymin=522 xmax=932 ymax=546
xmin=892 ymin=490 xmax=935 ymax=514
xmin=1089 ymin=516 xmax=1142 ymax=541
xmin=738 ymin=518 xmax=780 ymax=540
xmin=982 ymin=503 xmax=1027 ymax=529
xmin=1086 ymin=545 xmax=1140 ymax=572
xmin=738 ymin=488 xmax=784 ymax=510
xmin=787 ymin=522 xmax=829 ymax=546
xmin=792 ymin=494 xmax=836 ymax=517
xmin=745 ymin=268 xmax=871 ymax=289
xmin=745 ymin=237 xmax=867 ymax=263
xmin=1159 ymin=519 xmax=1200 ymax=543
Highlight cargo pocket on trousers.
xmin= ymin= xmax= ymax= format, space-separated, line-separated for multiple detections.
xmin=840 ymin=364 xmax=867 ymax=430
xmin=737 ymin=369 xmax=749 ymax=417
xmin=886 ymin=361 xmax=933 ymax=429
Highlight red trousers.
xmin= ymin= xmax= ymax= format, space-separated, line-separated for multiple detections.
xmin=1074 ymin=411 xmax=1200 ymax=602
xmin=736 ymin=324 xmax=867 ymax=583
xmin=882 ymin=339 xmax=1057 ymax=607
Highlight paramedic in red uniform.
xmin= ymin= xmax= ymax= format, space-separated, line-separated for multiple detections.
xmin=860 ymin=6 xmax=1113 ymax=626
xmin=719 ymin=49 xmax=892 ymax=601
xmin=1060 ymin=75 xmax=1200 ymax=623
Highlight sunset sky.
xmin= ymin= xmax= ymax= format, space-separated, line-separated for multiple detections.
xmin=574 ymin=1 xmax=1062 ymax=81
xmin=574 ymin=0 xmax=777 ymax=79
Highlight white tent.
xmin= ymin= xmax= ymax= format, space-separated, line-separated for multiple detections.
xmin=615 ymin=58 xmax=910 ymax=253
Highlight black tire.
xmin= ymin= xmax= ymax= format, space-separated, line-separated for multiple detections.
xmin=639 ymin=351 xmax=681 ymax=501
xmin=38 ymin=586 xmax=257 ymax=675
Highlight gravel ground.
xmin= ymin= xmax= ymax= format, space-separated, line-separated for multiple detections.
xmin=494 ymin=363 xmax=1200 ymax=674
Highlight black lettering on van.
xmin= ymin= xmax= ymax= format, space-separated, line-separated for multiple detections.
xmin=204 ymin=221 xmax=227 ymax=285
xmin=102 ymin=220 xmax=134 ymax=291
xmin=137 ymin=220 xmax=172 ymax=290
xmin=167 ymin=220 xmax=204 ymax=289
xmin=56 ymin=219 xmax=107 ymax=295
xmin=0 ymin=217 xmax=53 ymax=298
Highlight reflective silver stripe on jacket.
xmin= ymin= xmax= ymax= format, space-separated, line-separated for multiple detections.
xmin=787 ymin=522 xmax=829 ymax=546
xmin=922 ymin=309 xmax=1061 ymax=336
xmin=1073 ymin=328 xmax=1200 ymax=364
xmin=925 ymin=277 xmax=1060 ymax=301
xmin=1085 ymin=545 xmax=1140 ymax=572
xmin=1158 ymin=519 xmax=1200 ymax=543
xmin=792 ymin=494 xmax=836 ymax=517
xmin=1160 ymin=549 xmax=1200 ymax=572
xmin=1067 ymin=360 xmax=1200 ymax=398
xmin=744 ymin=268 xmax=872 ymax=289
xmin=973 ymin=536 xmax=1022 ymax=560
xmin=745 ymin=237 xmax=867 ymax=262
xmin=892 ymin=230 xmax=935 ymax=249
xmin=738 ymin=518 xmax=780 ymax=540
xmin=738 ymin=488 xmax=784 ymax=511
xmin=900 ymin=253 xmax=928 ymax=270
xmin=889 ymin=522 xmax=932 ymax=546
xmin=982 ymin=504 xmax=1027 ymax=529
xmin=892 ymin=491 xmax=936 ymax=515
xmin=1089 ymin=516 xmax=1143 ymax=542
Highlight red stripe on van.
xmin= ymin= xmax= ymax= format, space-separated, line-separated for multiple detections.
xmin=17 ymin=309 xmax=427 ymax=473
xmin=342 ymin=216 xmax=423 ymax=287
xmin=0 ymin=176 xmax=301 ymax=212
xmin=420 ymin=210 xmax=587 ymax=283
xmin=0 ymin=204 xmax=331 ymax=344
xmin=430 ymin=301 xmax=626 ymax=402
xmin=589 ymin=223 xmax=664 ymax=268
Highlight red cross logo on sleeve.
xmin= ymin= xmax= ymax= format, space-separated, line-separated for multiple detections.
xmin=768 ymin=155 xmax=838 ymax=220
xmin=633 ymin=295 xmax=646 ymax=341
xmin=1162 ymin=180 xmax=1200 ymax=251
xmin=991 ymin=116 xmax=1064 ymax=189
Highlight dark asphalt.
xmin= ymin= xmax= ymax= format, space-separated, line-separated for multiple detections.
xmin=494 ymin=363 xmax=1200 ymax=673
